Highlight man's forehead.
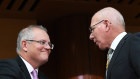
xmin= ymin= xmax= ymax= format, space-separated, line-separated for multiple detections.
xmin=91 ymin=18 xmax=98 ymax=26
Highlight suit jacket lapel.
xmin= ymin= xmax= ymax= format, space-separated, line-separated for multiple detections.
xmin=107 ymin=33 xmax=132 ymax=79
xmin=38 ymin=71 xmax=43 ymax=79
xmin=38 ymin=71 xmax=48 ymax=79
xmin=16 ymin=56 xmax=31 ymax=79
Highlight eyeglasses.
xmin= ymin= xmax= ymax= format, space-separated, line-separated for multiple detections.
xmin=89 ymin=20 xmax=104 ymax=33
xmin=26 ymin=40 xmax=54 ymax=50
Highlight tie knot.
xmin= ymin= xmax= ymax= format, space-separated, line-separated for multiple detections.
xmin=108 ymin=48 xmax=114 ymax=54
xmin=31 ymin=70 xmax=38 ymax=79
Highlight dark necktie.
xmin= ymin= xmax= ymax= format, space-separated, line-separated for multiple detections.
xmin=106 ymin=48 xmax=114 ymax=69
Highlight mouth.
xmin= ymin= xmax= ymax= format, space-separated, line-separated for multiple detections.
xmin=94 ymin=41 xmax=99 ymax=46
xmin=95 ymin=42 xmax=98 ymax=46
xmin=42 ymin=50 xmax=51 ymax=54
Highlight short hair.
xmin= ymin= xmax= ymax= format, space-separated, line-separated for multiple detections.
xmin=16 ymin=25 xmax=48 ymax=53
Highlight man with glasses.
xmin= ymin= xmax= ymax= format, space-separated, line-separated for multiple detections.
xmin=0 ymin=25 xmax=54 ymax=79
xmin=89 ymin=7 xmax=140 ymax=79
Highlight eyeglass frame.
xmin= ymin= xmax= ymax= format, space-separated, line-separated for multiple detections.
xmin=89 ymin=20 xmax=104 ymax=33
xmin=26 ymin=40 xmax=54 ymax=50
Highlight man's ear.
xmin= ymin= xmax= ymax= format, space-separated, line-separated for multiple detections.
xmin=104 ymin=20 xmax=111 ymax=32
xmin=22 ymin=40 xmax=28 ymax=52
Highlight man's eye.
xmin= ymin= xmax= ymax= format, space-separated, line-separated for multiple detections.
xmin=40 ymin=41 xmax=45 ymax=45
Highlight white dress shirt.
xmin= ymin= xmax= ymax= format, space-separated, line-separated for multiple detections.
xmin=109 ymin=32 xmax=127 ymax=61
xmin=20 ymin=56 xmax=38 ymax=79
xmin=106 ymin=32 xmax=127 ymax=77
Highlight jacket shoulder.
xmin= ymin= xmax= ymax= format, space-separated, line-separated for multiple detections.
xmin=0 ymin=58 xmax=22 ymax=78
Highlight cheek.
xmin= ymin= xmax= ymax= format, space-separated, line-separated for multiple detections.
xmin=99 ymin=37 xmax=108 ymax=49
xmin=30 ymin=46 xmax=43 ymax=57
xmin=35 ymin=45 xmax=44 ymax=51
xmin=96 ymin=31 xmax=106 ymax=44
xmin=39 ymin=46 xmax=51 ymax=56
xmin=39 ymin=49 xmax=51 ymax=62
xmin=97 ymin=29 xmax=105 ymax=38
xmin=37 ymin=46 xmax=44 ymax=50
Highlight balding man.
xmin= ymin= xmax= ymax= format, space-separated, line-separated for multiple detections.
xmin=89 ymin=7 xmax=140 ymax=79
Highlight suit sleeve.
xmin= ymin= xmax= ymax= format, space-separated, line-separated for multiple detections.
xmin=0 ymin=59 xmax=21 ymax=79
xmin=129 ymin=33 xmax=140 ymax=78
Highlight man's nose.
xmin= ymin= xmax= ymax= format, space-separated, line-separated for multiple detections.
xmin=44 ymin=44 xmax=51 ymax=50
xmin=89 ymin=33 xmax=94 ymax=40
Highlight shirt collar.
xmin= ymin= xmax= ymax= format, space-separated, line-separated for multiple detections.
xmin=110 ymin=32 xmax=127 ymax=50
xmin=20 ymin=56 xmax=38 ymax=73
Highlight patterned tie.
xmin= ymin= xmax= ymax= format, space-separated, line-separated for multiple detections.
xmin=31 ymin=70 xmax=38 ymax=79
xmin=106 ymin=48 xmax=114 ymax=69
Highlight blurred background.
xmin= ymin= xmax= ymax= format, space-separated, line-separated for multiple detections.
xmin=0 ymin=0 xmax=140 ymax=79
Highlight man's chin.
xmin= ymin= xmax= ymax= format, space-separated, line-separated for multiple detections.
xmin=99 ymin=45 xmax=106 ymax=50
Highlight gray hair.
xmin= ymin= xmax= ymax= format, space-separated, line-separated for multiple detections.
xmin=16 ymin=25 xmax=48 ymax=53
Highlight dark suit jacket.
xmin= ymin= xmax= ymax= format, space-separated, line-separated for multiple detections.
xmin=106 ymin=33 xmax=140 ymax=79
xmin=0 ymin=56 xmax=48 ymax=79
